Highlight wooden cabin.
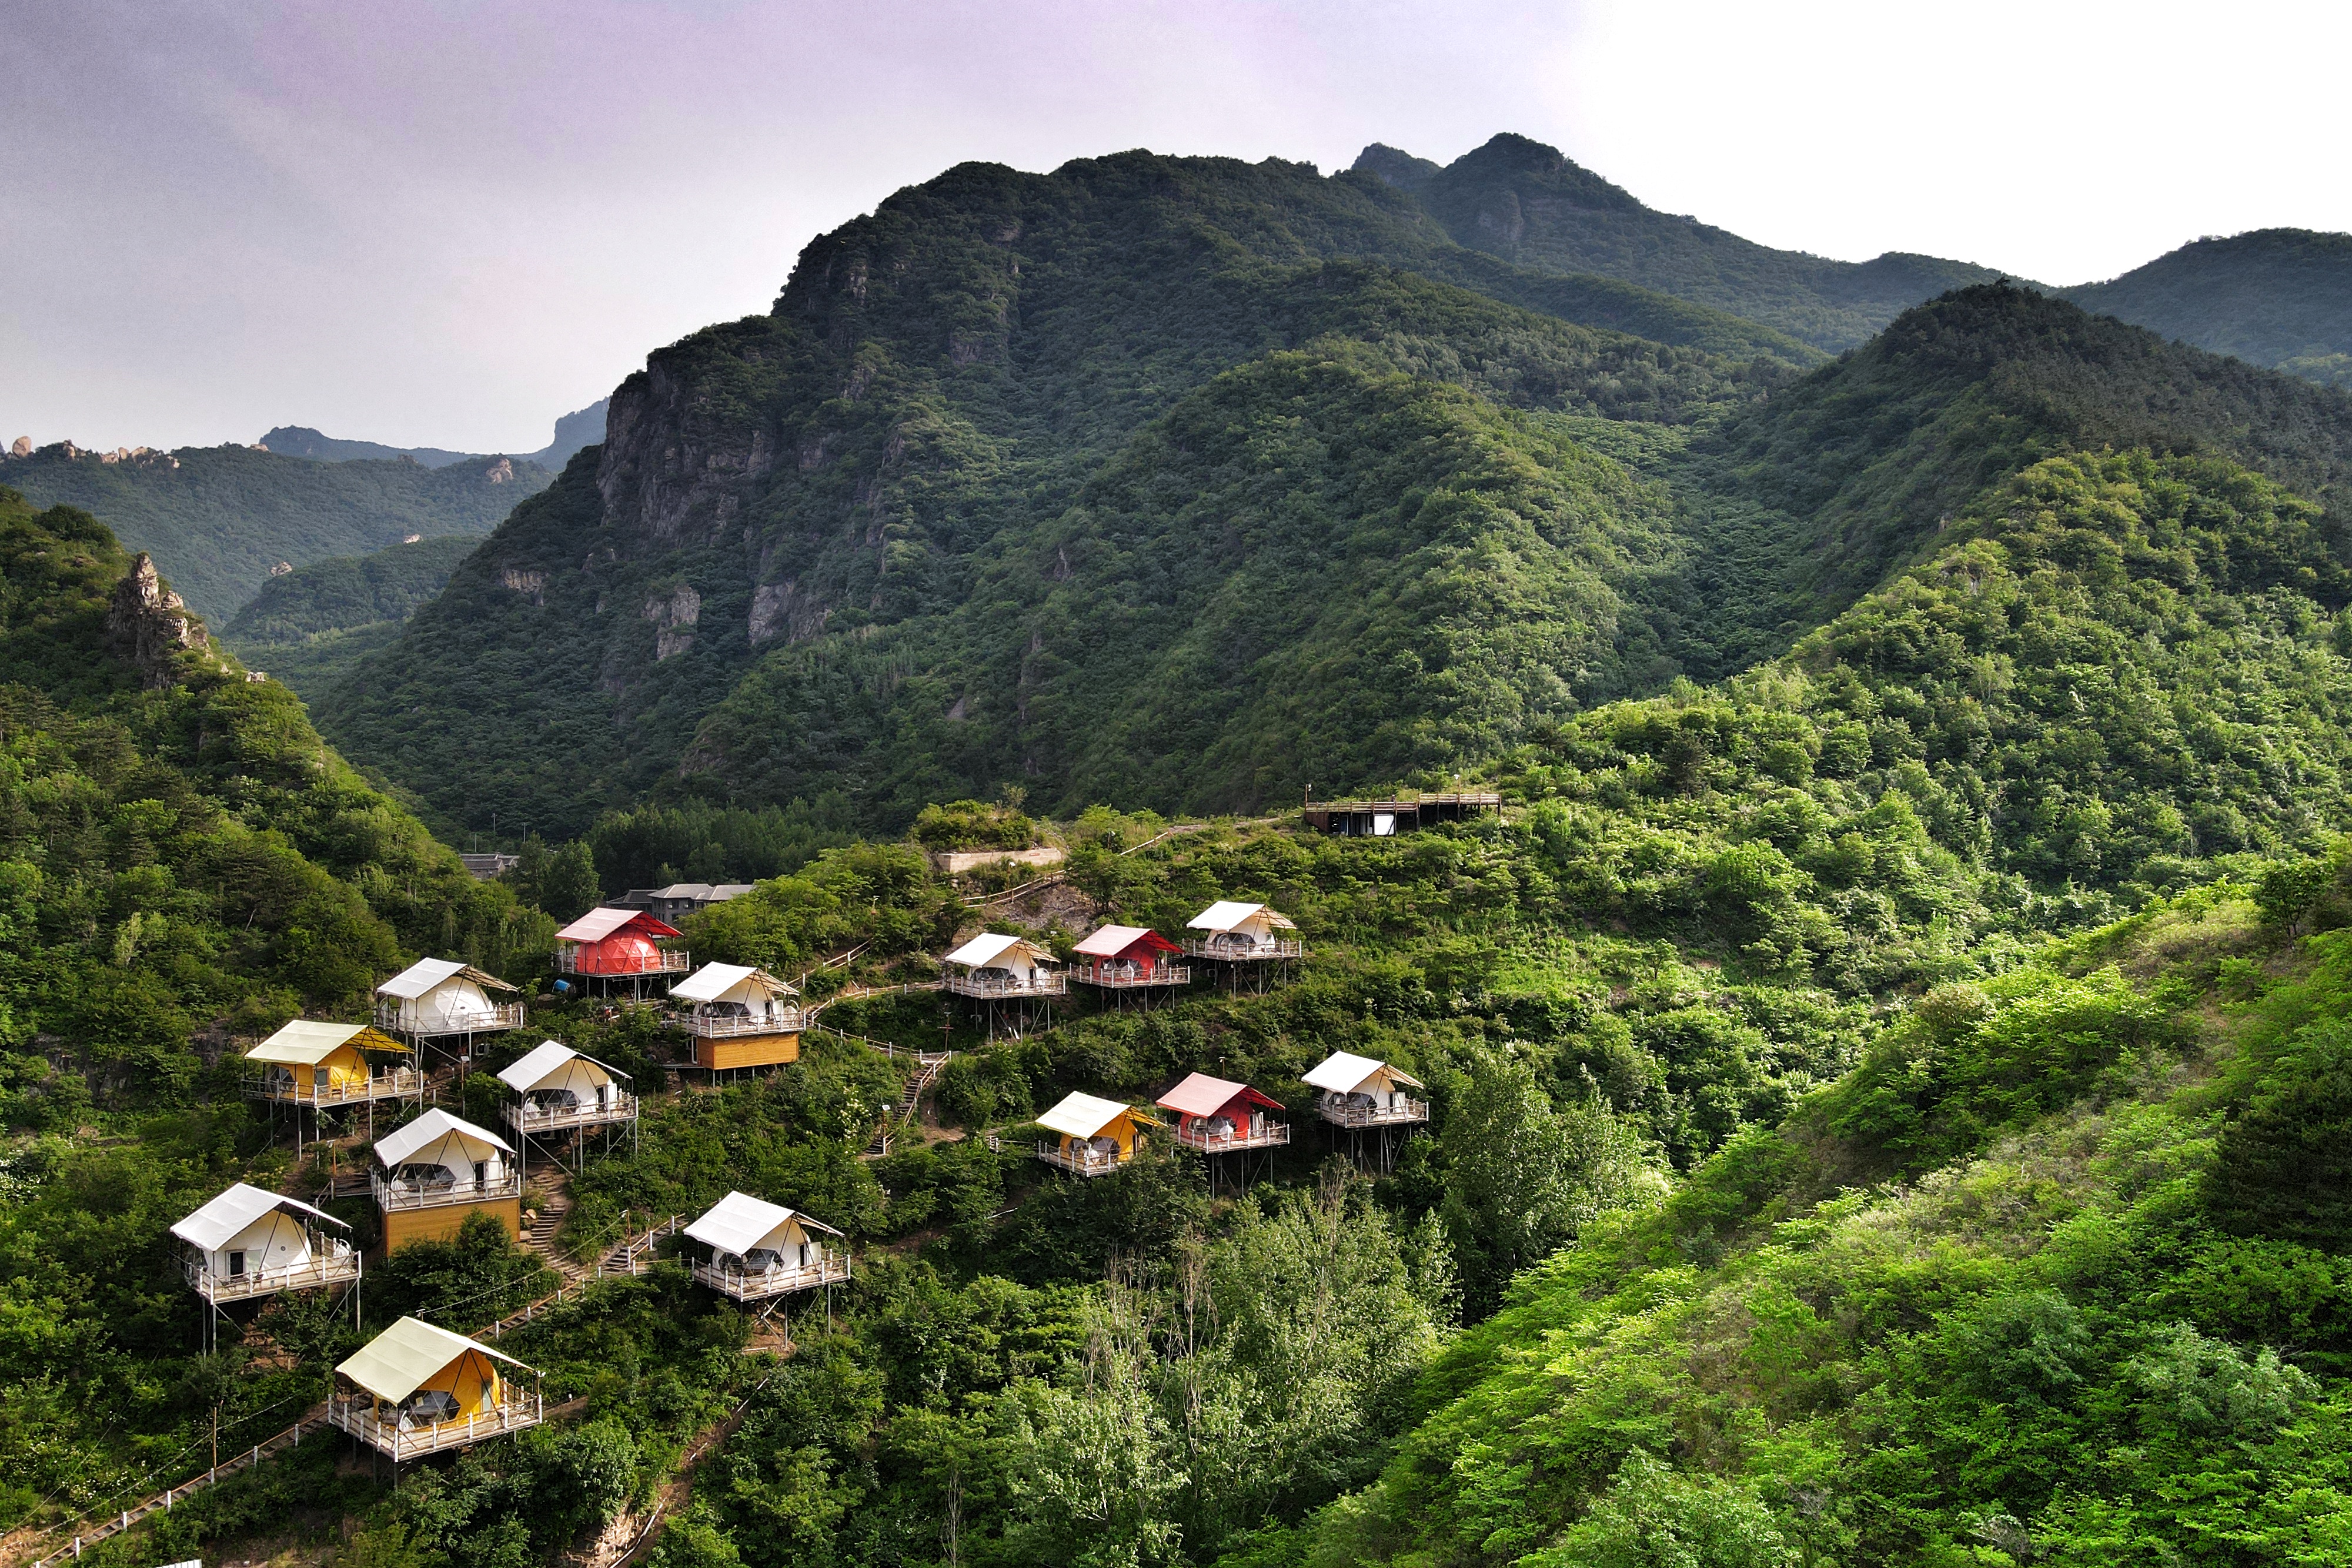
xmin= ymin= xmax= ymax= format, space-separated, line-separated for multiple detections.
xmin=941 ymin=932 xmax=1066 ymax=998
xmin=1182 ymin=901 xmax=1303 ymax=961
xmin=1035 ymin=1091 xmax=1155 ymax=1176
xmin=1302 ymin=1051 xmax=1428 ymax=1128
xmin=375 ymin=958 xmax=524 ymax=1045
xmin=172 ymin=1182 xmax=359 ymax=1306
xmin=1155 ymin=1072 xmax=1290 ymax=1153
xmin=244 ymin=1019 xmax=415 ymax=1108
xmin=683 ymin=1191 xmax=850 ymax=1300
xmin=496 ymin=1039 xmax=635 ymax=1146
xmin=554 ymin=907 xmax=689 ymax=979
xmin=330 ymin=1316 xmax=542 ymax=1460
xmin=371 ymin=1108 xmax=522 ymax=1249
xmin=1071 ymin=925 xmax=1191 ymax=990
xmin=667 ymin=962 xmax=806 ymax=1071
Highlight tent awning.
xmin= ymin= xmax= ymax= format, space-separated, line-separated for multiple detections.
xmin=1155 ymin=1072 xmax=1280 ymax=1119
xmin=337 ymin=1316 xmax=530 ymax=1403
xmin=1038 ymin=1091 xmax=1147 ymax=1139
xmin=247 ymin=1019 xmax=401 ymax=1065
xmin=683 ymin=1190 xmax=843 ymax=1256
xmin=171 ymin=1181 xmax=348 ymax=1250
xmin=556 ymin=907 xmax=684 ymax=943
xmin=944 ymin=932 xmax=1050 ymax=969
xmin=374 ymin=1108 xmax=513 ymax=1166
xmin=379 ymin=958 xmax=518 ymax=999
xmin=1187 ymin=901 xmax=1296 ymax=934
xmin=496 ymin=1039 xmax=626 ymax=1091
xmin=671 ymin=962 xmax=794 ymax=1003
xmin=1301 ymin=1051 xmax=1422 ymax=1093
xmin=1073 ymin=925 xmax=1180 ymax=959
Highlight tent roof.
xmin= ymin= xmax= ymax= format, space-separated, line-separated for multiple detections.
xmin=671 ymin=962 xmax=795 ymax=1003
xmin=337 ymin=1316 xmax=529 ymax=1404
xmin=1073 ymin=925 xmax=1180 ymax=959
xmin=1155 ymin=1072 xmax=1281 ymax=1119
xmin=1038 ymin=1091 xmax=1148 ymax=1139
xmin=374 ymin=1108 xmax=513 ymax=1166
xmin=247 ymin=1019 xmax=398 ymax=1065
xmin=171 ymin=1181 xmax=346 ymax=1250
xmin=1302 ymin=1051 xmax=1423 ymax=1093
xmin=944 ymin=932 xmax=1051 ymax=968
xmin=496 ymin=1039 xmax=627 ymax=1092
xmin=1187 ymin=901 xmax=1296 ymax=934
xmin=555 ymin=907 xmax=683 ymax=943
xmin=377 ymin=957 xmax=518 ymax=999
xmin=682 ymin=1190 xmax=843 ymax=1255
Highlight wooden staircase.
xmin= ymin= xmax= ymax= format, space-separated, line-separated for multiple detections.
xmin=523 ymin=1172 xmax=592 ymax=1285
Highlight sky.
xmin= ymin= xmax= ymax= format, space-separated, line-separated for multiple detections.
xmin=5 ymin=0 xmax=2346 ymax=454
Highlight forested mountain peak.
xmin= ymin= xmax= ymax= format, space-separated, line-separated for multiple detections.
xmin=2062 ymin=226 xmax=2352 ymax=389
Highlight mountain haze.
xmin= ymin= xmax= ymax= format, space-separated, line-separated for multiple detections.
xmin=258 ymin=397 xmax=612 ymax=471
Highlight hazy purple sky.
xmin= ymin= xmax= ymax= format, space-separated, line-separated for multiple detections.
xmin=5 ymin=0 xmax=2343 ymax=454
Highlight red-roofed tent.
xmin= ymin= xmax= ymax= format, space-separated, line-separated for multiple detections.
xmin=1071 ymin=925 xmax=1190 ymax=990
xmin=1155 ymin=1072 xmax=1286 ymax=1152
xmin=556 ymin=908 xmax=685 ymax=977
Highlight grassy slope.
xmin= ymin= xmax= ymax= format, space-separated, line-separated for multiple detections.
xmin=0 ymin=445 xmax=550 ymax=618
xmin=2063 ymin=229 xmax=2352 ymax=389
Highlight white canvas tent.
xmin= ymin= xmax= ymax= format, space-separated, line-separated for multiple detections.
xmin=943 ymin=932 xmax=1055 ymax=981
xmin=1186 ymin=901 xmax=1298 ymax=955
xmin=172 ymin=1182 xmax=350 ymax=1285
xmin=1302 ymin=1050 xmax=1422 ymax=1102
xmin=497 ymin=1039 xmax=626 ymax=1106
xmin=376 ymin=958 xmax=521 ymax=1037
xmin=671 ymin=962 xmax=800 ymax=1024
xmin=373 ymin=1108 xmax=514 ymax=1197
xmin=683 ymin=1191 xmax=848 ymax=1300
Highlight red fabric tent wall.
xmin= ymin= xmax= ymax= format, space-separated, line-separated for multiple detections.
xmin=573 ymin=932 xmax=663 ymax=975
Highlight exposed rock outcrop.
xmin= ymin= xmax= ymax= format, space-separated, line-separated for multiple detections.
xmin=107 ymin=553 xmax=209 ymax=687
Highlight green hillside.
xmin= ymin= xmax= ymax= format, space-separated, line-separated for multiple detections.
xmin=222 ymin=534 xmax=477 ymax=705
xmin=2062 ymin=228 xmax=2352 ymax=389
xmin=323 ymin=150 xmax=1813 ymax=841
xmin=0 ymin=441 xmax=553 ymax=618
xmin=1362 ymin=133 xmax=2019 ymax=351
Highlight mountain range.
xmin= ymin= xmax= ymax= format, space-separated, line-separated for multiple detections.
xmin=257 ymin=396 xmax=612 ymax=470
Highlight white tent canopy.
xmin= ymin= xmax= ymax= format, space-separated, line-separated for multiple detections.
xmin=172 ymin=1182 xmax=346 ymax=1251
xmin=375 ymin=1108 xmax=513 ymax=1169
xmin=671 ymin=962 xmax=797 ymax=1006
xmin=1187 ymin=901 xmax=1296 ymax=937
xmin=377 ymin=959 xmax=518 ymax=1034
xmin=1302 ymin=1051 xmax=1423 ymax=1096
xmin=683 ymin=1190 xmax=843 ymax=1259
xmin=944 ymin=932 xmax=1054 ymax=972
xmin=247 ymin=1019 xmax=398 ymax=1065
xmin=496 ymin=1040 xmax=627 ymax=1095
xmin=1037 ymin=1091 xmax=1135 ymax=1141
xmin=338 ymin=1316 xmax=530 ymax=1404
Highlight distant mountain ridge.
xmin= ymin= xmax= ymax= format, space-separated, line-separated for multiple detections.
xmin=257 ymin=397 xmax=611 ymax=471
xmin=222 ymin=533 xmax=476 ymax=704
xmin=2060 ymin=229 xmax=2352 ymax=389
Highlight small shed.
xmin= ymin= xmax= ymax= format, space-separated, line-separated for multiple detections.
xmin=1184 ymin=901 xmax=1302 ymax=959
xmin=172 ymin=1182 xmax=358 ymax=1307
xmin=496 ymin=1039 xmax=634 ymax=1151
xmin=669 ymin=962 xmax=804 ymax=1071
xmin=376 ymin=958 xmax=522 ymax=1041
xmin=555 ymin=907 xmax=686 ymax=978
xmin=1035 ymin=1091 xmax=1155 ymax=1176
xmin=942 ymin=932 xmax=1064 ymax=997
xmin=682 ymin=1190 xmax=850 ymax=1300
xmin=1302 ymin=1051 xmax=1427 ymax=1127
xmin=372 ymin=1108 xmax=521 ymax=1249
xmin=330 ymin=1315 xmax=542 ymax=1459
xmin=1071 ymin=925 xmax=1189 ymax=989
xmin=1156 ymin=1072 xmax=1288 ymax=1152
xmin=245 ymin=1019 xmax=409 ymax=1105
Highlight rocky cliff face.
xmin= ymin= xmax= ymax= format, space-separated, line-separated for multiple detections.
xmin=106 ymin=552 xmax=210 ymax=688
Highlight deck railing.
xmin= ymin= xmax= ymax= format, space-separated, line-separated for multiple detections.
xmin=1171 ymin=1121 xmax=1293 ymax=1154
xmin=556 ymin=947 xmax=690 ymax=977
xmin=374 ymin=1001 xmax=527 ymax=1035
xmin=1180 ymin=937 xmax=1304 ymax=961
xmin=185 ymin=1247 xmax=360 ymax=1303
xmin=502 ymin=1093 xmax=636 ymax=1135
xmin=942 ymin=969 xmax=1068 ymax=999
xmin=372 ymin=1168 xmax=524 ymax=1211
xmin=691 ymin=1251 xmax=850 ymax=1300
xmin=1071 ymin=959 xmax=1192 ymax=988
xmin=1316 ymin=1098 xmax=1429 ymax=1128
xmin=1036 ymin=1140 xmax=1129 ymax=1176
xmin=329 ymin=1390 xmax=543 ymax=1459
xmin=666 ymin=1008 xmax=811 ymax=1038
xmin=245 ymin=1068 xmax=420 ymax=1107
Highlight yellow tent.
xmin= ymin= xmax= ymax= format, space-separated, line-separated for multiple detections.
xmin=248 ymin=1019 xmax=404 ymax=1095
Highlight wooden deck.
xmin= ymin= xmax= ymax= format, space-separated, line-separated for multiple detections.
xmin=374 ymin=1001 xmax=526 ymax=1035
xmin=691 ymin=1253 xmax=850 ymax=1301
xmin=943 ymin=971 xmax=1068 ymax=999
xmin=373 ymin=1169 xmax=525 ymax=1211
xmin=245 ymin=1068 xmax=421 ymax=1108
xmin=1181 ymin=937 xmax=1304 ymax=961
xmin=185 ymin=1248 xmax=360 ymax=1304
xmin=329 ymin=1390 xmax=543 ymax=1460
xmin=557 ymin=947 xmax=690 ymax=976
xmin=1072 ymin=959 xmax=1191 ymax=988
xmin=502 ymin=1095 xmax=637 ymax=1136
xmin=1172 ymin=1122 xmax=1292 ymax=1154
xmin=1317 ymin=1098 xmax=1429 ymax=1128
xmin=1036 ymin=1141 xmax=1130 ymax=1177
xmin=669 ymin=1008 xmax=813 ymax=1038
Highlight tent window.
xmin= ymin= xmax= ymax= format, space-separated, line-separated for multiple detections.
xmin=473 ymin=1161 xmax=489 ymax=1189
xmin=227 ymin=1250 xmax=246 ymax=1278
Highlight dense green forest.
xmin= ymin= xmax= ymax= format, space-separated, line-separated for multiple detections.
xmin=222 ymin=535 xmax=478 ymax=706
xmin=0 ymin=442 xmax=551 ymax=618
xmin=2062 ymin=229 xmax=2352 ymax=389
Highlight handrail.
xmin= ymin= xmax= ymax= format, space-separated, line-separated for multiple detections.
xmin=328 ymin=1389 xmax=543 ymax=1460
xmin=940 ymin=970 xmax=1068 ymax=998
xmin=1316 ymin=1098 xmax=1429 ymax=1128
xmin=372 ymin=1169 xmax=524 ymax=1211
xmin=664 ymin=1008 xmax=812 ymax=1038
xmin=373 ymin=1001 xmax=527 ymax=1035
xmin=556 ymin=947 xmax=690 ymax=976
xmin=243 ymin=1066 xmax=421 ymax=1107
xmin=690 ymin=1252 xmax=851 ymax=1300
xmin=1171 ymin=1122 xmax=1292 ymax=1152
xmin=184 ymin=1248 xmax=360 ymax=1302
xmin=1072 ymin=959 xmax=1192 ymax=988
xmin=1180 ymin=937 xmax=1304 ymax=961
xmin=502 ymin=1094 xmax=636 ymax=1133
xmin=1036 ymin=1140 xmax=1129 ymax=1176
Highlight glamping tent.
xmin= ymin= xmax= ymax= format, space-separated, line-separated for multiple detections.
xmin=1301 ymin=1051 xmax=1428 ymax=1127
xmin=682 ymin=1190 xmax=849 ymax=1300
xmin=496 ymin=1039 xmax=634 ymax=1156
xmin=371 ymin=1108 xmax=521 ymax=1248
xmin=172 ymin=1182 xmax=358 ymax=1309
xmin=375 ymin=958 xmax=523 ymax=1044
xmin=1035 ymin=1091 xmax=1155 ymax=1175
xmin=1070 ymin=925 xmax=1190 ymax=990
xmin=1155 ymin=1072 xmax=1289 ymax=1152
xmin=244 ymin=1019 xmax=411 ymax=1107
xmin=668 ymin=962 xmax=805 ymax=1071
xmin=1183 ymin=901 xmax=1302 ymax=960
xmin=330 ymin=1315 xmax=541 ymax=1460
xmin=554 ymin=907 xmax=687 ymax=979
xmin=941 ymin=932 xmax=1064 ymax=997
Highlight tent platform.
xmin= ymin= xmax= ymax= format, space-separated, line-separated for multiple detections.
xmin=1172 ymin=1123 xmax=1292 ymax=1154
xmin=943 ymin=973 xmax=1068 ymax=999
xmin=329 ymin=1391 xmax=542 ymax=1460
xmin=185 ymin=1248 xmax=360 ymax=1304
xmin=244 ymin=1071 xmax=420 ymax=1108
xmin=691 ymin=1255 xmax=850 ymax=1301
xmin=1316 ymin=1101 xmax=1429 ymax=1128
xmin=1036 ymin=1141 xmax=1131 ymax=1177
xmin=1072 ymin=961 xmax=1192 ymax=988
xmin=501 ymin=1096 xmax=637 ymax=1136
xmin=1180 ymin=937 xmax=1304 ymax=961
